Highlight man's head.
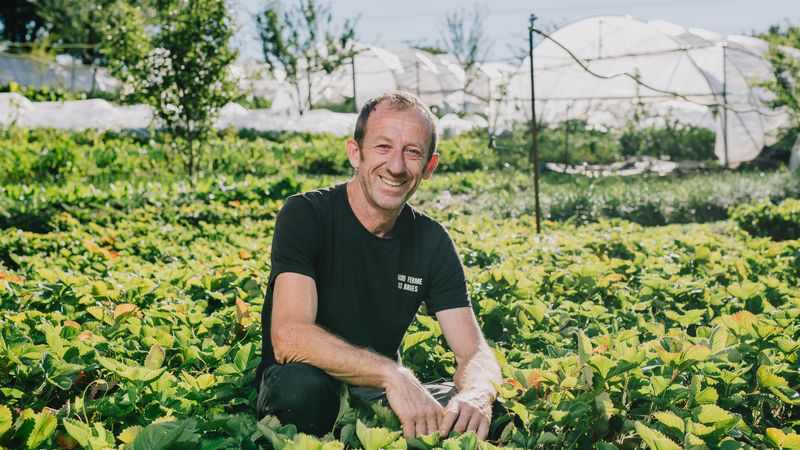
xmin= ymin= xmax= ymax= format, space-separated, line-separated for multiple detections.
xmin=345 ymin=91 xmax=440 ymax=214
xmin=353 ymin=91 xmax=438 ymax=161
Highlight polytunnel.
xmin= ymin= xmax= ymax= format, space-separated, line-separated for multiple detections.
xmin=270 ymin=43 xmax=479 ymax=114
xmin=499 ymin=15 xmax=791 ymax=166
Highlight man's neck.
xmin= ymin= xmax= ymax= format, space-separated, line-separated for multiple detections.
xmin=346 ymin=180 xmax=402 ymax=238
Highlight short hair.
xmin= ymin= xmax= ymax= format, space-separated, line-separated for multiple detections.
xmin=353 ymin=91 xmax=438 ymax=161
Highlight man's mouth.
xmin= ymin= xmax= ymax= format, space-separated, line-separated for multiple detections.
xmin=379 ymin=175 xmax=405 ymax=188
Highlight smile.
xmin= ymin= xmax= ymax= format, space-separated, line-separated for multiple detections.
xmin=379 ymin=175 xmax=405 ymax=188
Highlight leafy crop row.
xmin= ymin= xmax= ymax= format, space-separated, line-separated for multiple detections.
xmin=0 ymin=172 xmax=798 ymax=448
xmin=730 ymin=198 xmax=800 ymax=241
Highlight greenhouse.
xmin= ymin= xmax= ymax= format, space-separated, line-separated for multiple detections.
xmin=499 ymin=15 xmax=794 ymax=165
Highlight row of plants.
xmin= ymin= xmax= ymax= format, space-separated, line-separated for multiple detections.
xmin=0 ymin=82 xmax=120 ymax=103
xmin=0 ymin=123 xmax=750 ymax=187
xmin=0 ymin=171 xmax=798 ymax=448
xmin=415 ymin=169 xmax=800 ymax=226
xmin=4 ymin=128 xmax=800 ymax=227
xmin=731 ymin=197 xmax=800 ymax=241
xmin=2 ymin=168 xmax=798 ymax=236
xmin=491 ymin=120 xmax=718 ymax=167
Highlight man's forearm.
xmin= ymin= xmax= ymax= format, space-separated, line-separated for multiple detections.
xmin=453 ymin=343 xmax=502 ymax=398
xmin=272 ymin=321 xmax=399 ymax=388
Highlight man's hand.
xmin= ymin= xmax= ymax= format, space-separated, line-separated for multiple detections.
xmin=384 ymin=366 xmax=443 ymax=438
xmin=438 ymin=389 xmax=493 ymax=441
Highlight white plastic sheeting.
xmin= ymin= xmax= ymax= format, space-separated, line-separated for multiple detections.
xmin=500 ymin=15 xmax=791 ymax=165
xmin=0 ymin=92 xmax=491 ymax=139
xmin=0 ymin=93 xmax=358 ymax=136
xmin=268 ymin=43 xmax=514 ymax=115
xmin=0 ymin=52 xmax=120 ymax=93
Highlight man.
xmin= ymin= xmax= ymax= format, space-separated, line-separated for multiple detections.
xmin=256 ymin=91 xmax=502 ymax=440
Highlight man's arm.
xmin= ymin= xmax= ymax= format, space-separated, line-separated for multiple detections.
xmin=271 ymin=272 xmax=443 ymax=437
xmin=435 ymin=307 xmax=502 ymax=441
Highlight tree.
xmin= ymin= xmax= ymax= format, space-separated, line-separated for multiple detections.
xmin=256 ymin=0 xmax=357 ymax=114
xmin=103 ymin=0 xmax=238 ymax=180
xmin=759 ymin=24 xmax=800 ymax=129
xmin=439 ymin=4 xmax=493 ymax=109
xmin=0 ymin=0 xmax=149 ymax=64
xmin=0 ymin=1 xmax=46 ymax=49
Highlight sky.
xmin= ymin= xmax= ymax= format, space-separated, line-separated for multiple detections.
xmin=231 ymin=0 xmax=800 ymax=63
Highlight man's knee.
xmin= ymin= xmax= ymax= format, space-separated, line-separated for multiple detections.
xmin=257 ymin=363 xmax=341 ymax=436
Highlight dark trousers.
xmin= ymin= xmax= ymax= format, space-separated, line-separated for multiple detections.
xmin=256 ymin=363 xmax=507 ymax=438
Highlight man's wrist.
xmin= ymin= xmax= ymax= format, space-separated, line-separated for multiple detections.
xmin=379 ymin=360 xmax=404 ymax=389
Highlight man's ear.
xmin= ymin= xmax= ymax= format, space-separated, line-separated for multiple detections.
xmin=346 ymin=139 xmax=361 ymax=170
xmin=422 ymin=152 xmax=439 ymax=180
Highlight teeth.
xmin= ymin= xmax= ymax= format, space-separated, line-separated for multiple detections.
xmin=379 ymin=176 xmax=404 ymax=187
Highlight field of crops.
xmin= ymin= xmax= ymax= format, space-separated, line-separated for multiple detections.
xmin=1 ymin=129 xmax=799 ymax=449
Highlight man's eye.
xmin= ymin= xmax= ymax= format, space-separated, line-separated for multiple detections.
xmin=405 ymin=149 xmax=422 ymax=159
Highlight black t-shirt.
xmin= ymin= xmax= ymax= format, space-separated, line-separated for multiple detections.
xmin=257 ymin=183 xmax=469 ymax=382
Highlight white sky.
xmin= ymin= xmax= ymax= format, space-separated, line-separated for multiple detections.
xmin=231 ymin=0 xmax=800 ymax=62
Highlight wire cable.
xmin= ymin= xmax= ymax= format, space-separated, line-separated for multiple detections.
xmin=530 ymin=27 xmax=786 ymax=117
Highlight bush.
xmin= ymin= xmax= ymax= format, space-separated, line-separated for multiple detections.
xmin=731 ymin=198 xmax=800 ymax=241
xmin=436 ymin=135 xmax=491 ymax=172
xmin=620 ymin=120 xmax=716 ymax=161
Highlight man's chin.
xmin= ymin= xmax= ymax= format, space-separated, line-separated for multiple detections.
xmin=373 ymin=194 xmax=408 ymax=212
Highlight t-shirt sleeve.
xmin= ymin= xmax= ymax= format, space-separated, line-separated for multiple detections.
xmin=269 ymin=195 xmax=320 ymax=283
xmin=425 ymin=228 xmax=470 ymax=314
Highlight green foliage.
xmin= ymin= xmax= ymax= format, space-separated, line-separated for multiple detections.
xmin=494 ymin=119 xmax=718 ymax=166
xmin=1 ymin=169 xmax=799 ymax=447
xmin=759 ymin=23 xmax=800 ymax=129
xmin=620 ymin=120 xmax=716 ymax=161
xmin=0 ymin=82 xmax=121 ymax=103
xmin=256 ymin=0 xmax=357 ymax=114
xmin=731 ymin=197 xmax=800 ymax=241
xmin=3 ymin=128 xmax=800 ymax=228
xmin=0 ymin=0 xmax=147 ymax=64
xmin=103 ymin=0 xmax=238 ymax=180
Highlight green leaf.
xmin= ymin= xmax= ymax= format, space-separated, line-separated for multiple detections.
xmin=595 ymin=392 xmax=614 ymax=420
xmin=118 ymin=425 xmax=143 ymax=444
xmin=63 ymin=418 xmax=92 ymax=448
xmin=560 ymin=376 xmax=578 ymax=389
xmin=233 ymin=343 xmax=255 ymax=373
xmin=402 ymin=331 xmax=434 ymax=351
xmin=727 ymin=282 xmax=763 ymax=300
xmin=695 ymin=387 xmax=718 ymax=405
xmin=576 ymin=330 xmax=592 ymax=363
xmin=132 ymin=419 xmax=198 ymax=450
xmin=144 ymin=344 xmax=166 ymax=370
xmin=767 ymin=428 xmax=800 ymax=449
xmin=709 ymin=326 xmax=729 ymax=354
xmin=653 ymin=411 xmax=684 ymax=433
xmin=590 ymin=355 xmax=616 ymax=380
xmin=97 ymin=356 xmax=165 ymax=383
xmin=416 ymin=315 xmax=442 ymax=337
xmin=0 ymin=405 xmax=12 ymax=437
xmin=692 ymin=404 xmax=737 ymax=426
xmin=406 ymin=432 xmax=440 ymax=450
xmin=26 ymin=412 xmax=57 ymax=449
xmin=758 ymin=365 xmax=789 ymax=389
xmin=355 ymin=420 xmax=404 ymax=450
xmin=635 ymin=421 xmax=682 ymax=450
xmin=595 ymin=442 xmax=620 ymax=450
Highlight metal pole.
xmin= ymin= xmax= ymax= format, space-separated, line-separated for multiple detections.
xmin=415 ymin=61 xmax=420 ymax=96
xmin=529 ymin=14 xmax=542 ymax=235
xmin=721 ymin=42 xmax=729 ymax=168
xmin=563 ymin=104 xmax=570 ymax=168
xmin=351 ymin=56 xmax=357 ymax=113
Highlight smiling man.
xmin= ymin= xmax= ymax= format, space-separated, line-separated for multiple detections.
xmin=256 ymin=91 xmax=502 ymax=440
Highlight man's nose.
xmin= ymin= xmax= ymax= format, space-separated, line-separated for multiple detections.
xmin=386 ymin=147 xmax=405 ymax=175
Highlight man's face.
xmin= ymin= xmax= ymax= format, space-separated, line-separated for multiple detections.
xmin=346 ymin=103 xmax=439 ymax=213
